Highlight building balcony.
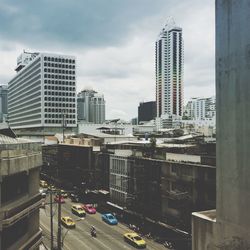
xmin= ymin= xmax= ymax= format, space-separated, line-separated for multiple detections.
xmin=0 ymin=193 xmax=41 ymax=229
xmin=165 ymin=190 xmax=190 ymax=200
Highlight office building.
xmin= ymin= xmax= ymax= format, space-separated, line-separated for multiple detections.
xmin=138 ymin=101 xmax=156 ymax=123
xmin=0 ymin=126 xmax=42 ymax=249
xmin=183 ymin=96 xmax=216 ymax=120
xmin=77 ymin=89 xmax=105 ymax=124
xmin=0 ymin=85 xmax=8 ymax=123
xmin=131 ymin=117 xmax=138 ymax=125
xmin=155 ymin=18 xmax=184 ymax=118
xmin=8 ymin=51 xmax=77 ymax=130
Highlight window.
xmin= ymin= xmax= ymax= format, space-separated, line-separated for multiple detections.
xmin=171 ymin=165 xmax=178 ymax=174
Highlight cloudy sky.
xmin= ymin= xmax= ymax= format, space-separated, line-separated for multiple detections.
xmin=0 ymin=0 xmax=215 ymax=120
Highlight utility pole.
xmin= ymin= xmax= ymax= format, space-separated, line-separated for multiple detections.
xmin=50 ymin=191 xmax=54 ymax=250
xmin=62 ymin=113 xmax=65 ymax=143
xmin=62 ymin=110 xmax=67 ymax=143
xmin=57 ymin=190 xmax=62 ymax=250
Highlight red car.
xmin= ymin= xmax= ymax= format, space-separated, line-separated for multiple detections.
xmin=54 ymin=195 xmax=65 ymax=203
xmin=82 ymin=204 xmax=96 ymax=214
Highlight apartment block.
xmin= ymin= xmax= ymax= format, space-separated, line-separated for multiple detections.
xmin=183 ymin=96 xmax=216 ymax=120
xmin=156 ymin=18 xmax=184 ymax=118
xmin=105 ymin=141 xmax=215 ymax=234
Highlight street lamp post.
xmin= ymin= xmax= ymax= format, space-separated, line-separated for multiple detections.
xmin=62 ymin=110 xmax=67 ymax=143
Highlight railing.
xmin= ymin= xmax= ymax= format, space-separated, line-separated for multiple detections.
xmin=165 ymin=190 xmax=189 ymax=200
xmin=2 ymin=193 xmax=41 ymax=227
xmin=0 ymin=142 xmax=41 ymax=152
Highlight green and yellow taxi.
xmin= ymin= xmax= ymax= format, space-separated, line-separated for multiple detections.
xmin=123 ymin=232 xmax=146 ymax=248
xmin=71 ymin=204 xmax=86 ymax=217
xmin=61 ymin=216 xmax=76 ymax=228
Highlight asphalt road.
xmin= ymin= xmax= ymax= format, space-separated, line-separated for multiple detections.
xmin=40 ymin=196 xmax=168 ymax=250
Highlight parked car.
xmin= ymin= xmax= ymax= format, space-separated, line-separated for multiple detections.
xmin=40 ymin=180 xmax=48 ymax=188
xmin=48 ymin=185 xmax=56 ymax=192
xmin=101 ymin=213 xmax=118 ymax=225
xmin=54 ymin=195 xmax=65 ymax=203
xmin=82 ymin=204 xmax=96 ymax=214
xmin=39 ymin=188 xmax=47 ymax=198
xmin=124 ymin=232 xmax=146 ymax=248
xmin=61 ymin=190 xmax=68 ymax=198
xmin=61 ymin=216 xmax=75 ymax=228
xmin=70 ymin=193 xmax=80 ymax=202
xmin=71 ymin=205 xmax=86 ymax=217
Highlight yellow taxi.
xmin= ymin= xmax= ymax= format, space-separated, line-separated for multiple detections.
xmin=61 ymin=216 xmax=76 ymax=228
xmin=71 ymin=205 xmax=86 ymax=217
xmin=123 ymin=232 xmax=146 ymax=248
xmin=40 ymin=180 xmax=48 ymax=188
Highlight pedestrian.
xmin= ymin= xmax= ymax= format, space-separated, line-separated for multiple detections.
xmin=120 ymin=213 xmax=124 ymax=221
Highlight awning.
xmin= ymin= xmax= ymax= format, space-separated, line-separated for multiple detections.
xmin=106 ymin=201 xmax=124 ymax=210
xmin=157 ymin=221 xmax=189 ymax=236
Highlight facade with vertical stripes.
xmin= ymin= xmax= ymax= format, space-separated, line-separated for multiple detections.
xmin=155 ymin=19 xmax=184 ymax=118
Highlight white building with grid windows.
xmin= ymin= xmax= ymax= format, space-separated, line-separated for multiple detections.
xmin=8 ymin=51 xmax=77 ymax=130
xmin=109 ymin=151 xmax=134 ymax=207
xmin=183 ymin=96 xmax=216 ymax=120
xmin=155 ymin=18 xmax=184 ymax=119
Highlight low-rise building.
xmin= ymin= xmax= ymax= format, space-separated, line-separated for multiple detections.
xmin=0 ymin=127 xmax=42 ymax=249
xmin=42 ymin=142 xmax=106 ymax=191
xmin=105 ymin=140 xmax=215 ymax=233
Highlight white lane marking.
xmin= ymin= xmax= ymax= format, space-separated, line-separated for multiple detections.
xmin=82 ymin=217 xmax=130 ymax=250
xmin=76 ymin=225 xmax=112 ymax=250
xmin=61 ymin=204 xmax=113 ymax=250
xmin=62 ymin=203 xmax=133 ymax=249
xmin=64 ymin=229 xmax=92 ymax=250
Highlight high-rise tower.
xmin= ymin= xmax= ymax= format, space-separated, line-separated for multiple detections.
xmin=155 ymin=18 xmax=184 ymax=118
xmin=77 ymin=89 xmax=105 ymax=124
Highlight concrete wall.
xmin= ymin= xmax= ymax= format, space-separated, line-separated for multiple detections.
xmin=192 ymin=1 xmax=250 ymax=249
xmin=192 ymin=211 xmax=215 ymax=250
xmin=166 ymin=152 xmax=201 ymax=163
xmin=0 ymin=153 xmax=42 ymax=176
xmin=216 ymin=0 xmax=250 ymax=240
xmin=29 ymin=168 xmax=40 ymax=197
xmin=0 ymin=142 xmax=42 ymax=249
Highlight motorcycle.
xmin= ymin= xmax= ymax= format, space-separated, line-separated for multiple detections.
xmin=145 ymin=232 xmax=153 ymax=239
xmin=163 ymin=241 xmax=174 ymax=249
xmin=129 ymin=224 xmax=137 ymax=231
xmin=91 ymin=228 xmax=97 ymax=237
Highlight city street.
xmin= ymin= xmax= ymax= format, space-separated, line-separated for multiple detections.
xmin=40 ymin=196 xmax=168 ymax=250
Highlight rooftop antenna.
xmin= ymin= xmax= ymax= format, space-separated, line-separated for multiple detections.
xmin=158 ymin=16 xmax=176 ymax=39
xmin=165 ymin=16 xmax=176 ymax=29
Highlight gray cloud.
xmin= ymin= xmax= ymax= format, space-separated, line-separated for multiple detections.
xmin=0 ymin=0 xmax=168 ymax=48
xmin=0 ymin=0 xmax=215 ymax=120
